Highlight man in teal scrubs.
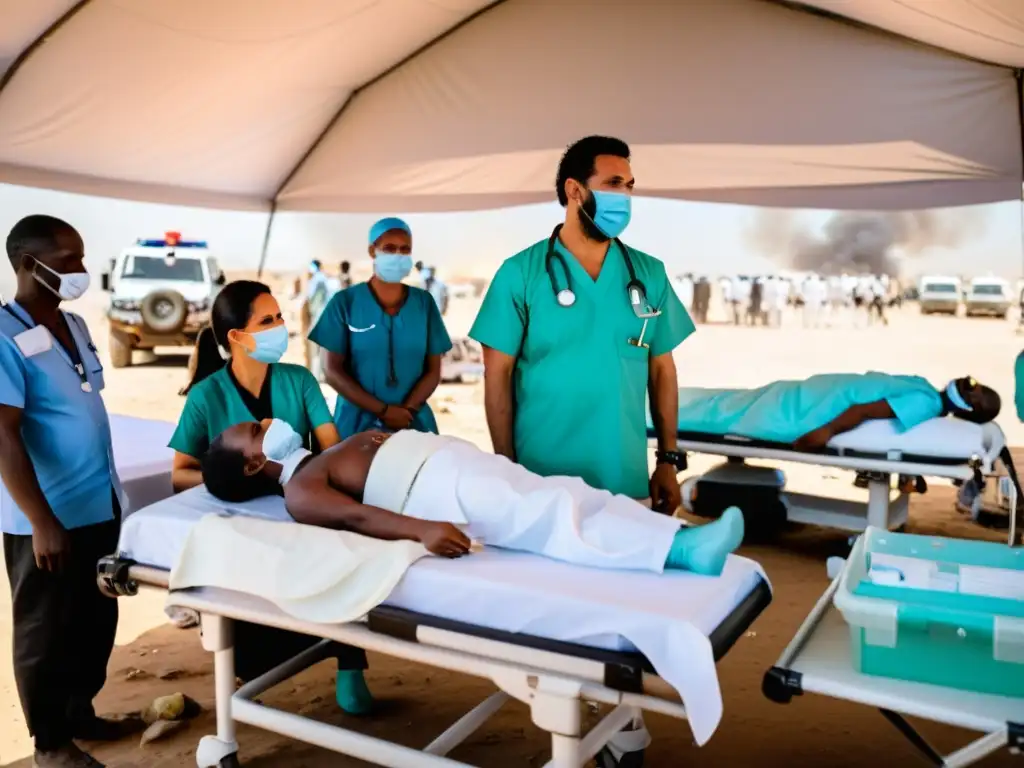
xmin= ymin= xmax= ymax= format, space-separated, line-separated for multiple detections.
xmin=469 ymin=137 xmax=695 ymax=764
xmin=471 ymin=135 xmax=694 ymax=511
xmin=1 ymin=216 xmax=138 ymax=768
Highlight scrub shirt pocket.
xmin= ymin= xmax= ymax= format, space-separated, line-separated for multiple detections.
xmin=86 ymin=347 xmax=105 ymax=392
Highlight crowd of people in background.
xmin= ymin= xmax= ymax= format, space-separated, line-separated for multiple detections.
xmin=672 ymin=272 xmax=902 ymax=330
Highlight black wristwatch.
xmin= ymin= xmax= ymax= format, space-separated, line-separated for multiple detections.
xmin=655 ymin=450 xmax=687 ymax=471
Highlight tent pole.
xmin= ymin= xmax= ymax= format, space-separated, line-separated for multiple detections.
xmin=1016 ymin=70 xmax=1024 ymax=280
xmin=255 ymin=202 xmax=277 ymax=279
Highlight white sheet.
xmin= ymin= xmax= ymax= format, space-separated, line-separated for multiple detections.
xmin=117 ymin=487 xmax=769 ymax=746
xmin=109 ymin=414 xmax=176 ymax=514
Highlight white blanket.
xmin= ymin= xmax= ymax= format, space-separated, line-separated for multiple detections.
xmin=170 ymin=515 xmax=428 ymax=624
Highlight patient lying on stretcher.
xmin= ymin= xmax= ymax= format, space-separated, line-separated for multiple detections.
xmin=200 ymin=421 xmax=745 ymax=576
xmin=676 ymin=374 xmax=1000 ymax=451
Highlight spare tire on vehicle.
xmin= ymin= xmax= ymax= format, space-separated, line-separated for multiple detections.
xmin=141 ymin=290 xmax=187 ymax=334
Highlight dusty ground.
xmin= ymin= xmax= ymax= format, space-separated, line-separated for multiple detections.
xmin=2 ymin=287 xmax=1022 ymax=767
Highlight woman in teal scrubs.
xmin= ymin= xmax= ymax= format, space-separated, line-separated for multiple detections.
xmin=169 ymin=281 xmax=372 ymax=715
xmin=310 ymin=217 xmax=452 ymax=438
xmin=170 ymin=280 xmax=339 ymax=492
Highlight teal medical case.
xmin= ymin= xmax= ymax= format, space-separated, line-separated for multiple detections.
xmin=834 ymin=527 xmax=1024 ymax=697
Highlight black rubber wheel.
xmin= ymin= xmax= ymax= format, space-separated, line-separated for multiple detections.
xmin=141 ymin=290 xmax=187 ymax=333
xmin=219 ymin=755 xmax=241 ymax=768
xmin=109 ymin=331 xmax=133 ymax=369
xmin=596 ymin=747 xmax=645 ymax=768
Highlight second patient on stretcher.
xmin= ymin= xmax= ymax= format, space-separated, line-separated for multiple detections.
xmin=199 ymin=421 xmax=745 ymax=577
xmin=675 ymin=373 xmax=1000 ymax=451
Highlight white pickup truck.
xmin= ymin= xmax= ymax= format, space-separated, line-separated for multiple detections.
xmin=101 ymin=234 xmax=225 ymax=368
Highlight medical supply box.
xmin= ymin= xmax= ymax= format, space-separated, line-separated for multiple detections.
xmin=834 ymin=527 xmax=1024 ymax=697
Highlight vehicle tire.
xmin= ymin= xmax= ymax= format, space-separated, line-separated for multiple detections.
xmin=109 ymin=332 xmax=133 ymax=369
xmin=141 ymin=290 xmax=187 ymax=334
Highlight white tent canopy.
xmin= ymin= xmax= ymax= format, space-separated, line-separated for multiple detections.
xmin=1 ymin=0 xmax=1023 ymax=215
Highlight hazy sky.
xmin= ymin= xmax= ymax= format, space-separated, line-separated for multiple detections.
xmin=1 ymin=182 xmax=1021 ymax=297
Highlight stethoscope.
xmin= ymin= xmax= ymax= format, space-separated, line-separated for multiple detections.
xmin=2 ymin=303 xmax=95 ymax=392
xmin=544 ymin=225 xmax=662 ymax=347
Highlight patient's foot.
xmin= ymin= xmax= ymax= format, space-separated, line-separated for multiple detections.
xmin=664 ymin=507 xmax=745 ymax=577
xmin=336 ymin=670 xmax=374 ymax=715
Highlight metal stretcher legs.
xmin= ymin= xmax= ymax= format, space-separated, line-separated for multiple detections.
xmin=195 ymin=614 xmax=241 ymax=768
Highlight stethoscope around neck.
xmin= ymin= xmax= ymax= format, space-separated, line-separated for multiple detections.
xmin=544 ymin=224 xmax=660 ymax=321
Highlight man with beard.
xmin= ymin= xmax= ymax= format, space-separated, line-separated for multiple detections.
xmin=469 ymin=136 xmax=696 ymax=765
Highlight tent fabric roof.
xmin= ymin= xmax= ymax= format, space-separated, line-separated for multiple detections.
xmin=1 ymin=0 xmax=1023 ymax=213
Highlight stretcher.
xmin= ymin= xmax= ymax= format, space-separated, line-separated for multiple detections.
xmin=763 ymin=569 xmax=1024 ymax=767
xmin=650 ymin=414 xmax=1008 ymax=534
xmin=108 ymin=414 xmax=176 ymax=513
xmin=97 ymin=489 xmax=771 ymax=768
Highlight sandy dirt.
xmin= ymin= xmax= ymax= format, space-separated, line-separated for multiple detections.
xmin=1 ymin=287 xmax=1022 ymax=766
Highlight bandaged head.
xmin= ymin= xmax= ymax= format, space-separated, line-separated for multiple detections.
xmin=943 ymin=377 xmax=1001 ymax=424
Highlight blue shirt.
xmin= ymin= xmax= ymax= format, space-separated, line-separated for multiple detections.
xmin=672 ymin=372 xmax=943 ymax=443
xmin=309 ymin=283 xmax=453 ymax=438
xmin=0 ymin=301 xmax=123 ymax=534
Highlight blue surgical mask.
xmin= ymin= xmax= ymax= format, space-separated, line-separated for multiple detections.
xmin=589 ymin=190 xmax=632 ymax=239
xmin=262 ymin=418 xmax=305 ymax=461
xmin=245 ymin=325 xmax=289 ymax=364
xmin=374 ymin=252 xmax=413 ymax=283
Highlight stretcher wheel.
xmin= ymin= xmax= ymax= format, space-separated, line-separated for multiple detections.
xmin=219 ymin=757 xmax=241 ymax=768
xmin=596 ymin=746 xmax=645 ymax=768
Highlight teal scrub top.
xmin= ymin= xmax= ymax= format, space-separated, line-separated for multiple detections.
xmin=1016 ymin=351 xmax=1024 ymax=421
xmin=469 ymin=237 xmax=695 ymax=499
xmin=0 ymin=302 xmax=124 ymax=534
xmin=671 ymin=372 xmax=943 ymax=443
xmin=308 ymin=283 xmax=453 ymax=439
xmin=169 ymin=362 xmax=332 ymax=458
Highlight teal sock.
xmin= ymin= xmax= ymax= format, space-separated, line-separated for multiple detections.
xmin=664 ymin=507 xmax=745 ymax=576
xmin=335 ymin=670 xmax=374 ymax=715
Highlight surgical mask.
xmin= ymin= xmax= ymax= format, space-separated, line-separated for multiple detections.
xmin=262 ymin=418 xmax=305 ymax=461
xmin=243 ymin=325 xmax=289 ymax=364
xmin=585 ymin=190 xmax=632 ymax=240
xmin=32 ymin=259 xmax=90 ymax=302
xmin=374 ymin=253 xmax=413 ymax=283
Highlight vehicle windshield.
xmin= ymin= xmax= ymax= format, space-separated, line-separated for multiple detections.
xmin=122 ymin=255 xmax=204 ymax=282
xmin=923 ymin=283 xmax=958 ymax=294
xmin=971 ymin=284 xmax=1005 ymax=296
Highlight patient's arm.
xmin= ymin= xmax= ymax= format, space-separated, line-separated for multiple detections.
xmin=283 ymin=458 xmax=470 ymax=556
xmin=794 ymin=400 xmax=895 ymax=450
xmin=172 ymin=451 xmax=204 ymax=492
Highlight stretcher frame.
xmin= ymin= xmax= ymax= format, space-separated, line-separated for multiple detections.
xmin=97 ymin=558 xmax=771 ymax=768
xmin=652 ymin=428 xmax=1001 ymax=535
xmin=763 ymin=573 xmax=1024 ymax=767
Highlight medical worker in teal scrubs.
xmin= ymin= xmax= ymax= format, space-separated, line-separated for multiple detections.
xmin=170 ymin=280 xmax=340 ymax=492
xmin=310 ymin=217 xmax=452 ymax=438
xmin=469 ymin=135 xmax=697 ymax=764
xmin=169 ymin=280 xmax=372 ymax=716
xmin=1016 ymin=350 xmax=1024 ymax=421
xmin=471 ymin=136 xmax=695 ymax=509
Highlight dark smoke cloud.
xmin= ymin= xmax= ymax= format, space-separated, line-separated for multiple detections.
xmin=745 ymin=209 xmax=986 ymax=276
